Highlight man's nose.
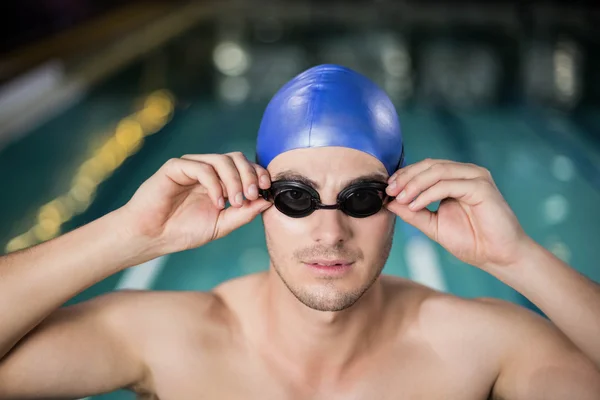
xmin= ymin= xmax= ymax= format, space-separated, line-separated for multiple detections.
xmin=310 ymin=207 xmax=352 ymax=245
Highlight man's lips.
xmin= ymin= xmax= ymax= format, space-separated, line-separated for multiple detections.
xmin=303 ymin=259 xmax=355 ymax=266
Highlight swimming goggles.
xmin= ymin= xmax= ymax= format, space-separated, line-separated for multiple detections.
xmin=259 ymin=180 xmax=394 ymax=218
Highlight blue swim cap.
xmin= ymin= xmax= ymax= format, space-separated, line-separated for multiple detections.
xmin=256 ymin=64 xmax=404 ymax=176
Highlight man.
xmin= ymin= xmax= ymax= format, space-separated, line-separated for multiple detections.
xmin=0 ymin=64 xmax=599 ymax=399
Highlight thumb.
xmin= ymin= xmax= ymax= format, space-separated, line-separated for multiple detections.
xmin=214 ymin=198 xmax=272 ymax=239
xmin=386 ymin=201 xmax=438 ymax=241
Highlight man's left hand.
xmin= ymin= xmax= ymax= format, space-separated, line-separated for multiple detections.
xmin=385 ymin=159 xmax=532 ymax=270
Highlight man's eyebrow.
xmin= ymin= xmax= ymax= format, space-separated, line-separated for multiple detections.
xmin=273 ymin=171 xmax=320 ymax=189
xmin=343 ymin=173 xmax=389 ymax=187
xmin=272 ymin=171 xmax=388 ymax=190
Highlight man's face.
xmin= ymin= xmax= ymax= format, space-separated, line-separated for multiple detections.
xmin=262 ymin=146 xmax=396 ymax=312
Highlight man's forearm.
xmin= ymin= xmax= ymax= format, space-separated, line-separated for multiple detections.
xmin=489 ymin=239 xmax=600 ymax=368
xmin=0 ymin=208 xmax=157 ymax=360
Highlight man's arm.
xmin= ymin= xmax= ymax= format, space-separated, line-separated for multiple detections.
xmin=482 ymin=298 xmax=600 ymax=400
xmin=0 ymin=292 xmax=149 ymax=398
xmin=0 ymin=153 xmax=271 ymax=398
xmin=0 ymin=209 xmax=155 ymax=360
xmin=488 ymin=239 xmax=600 ymax=369
xmin=383 ymin=159 xmax=600 ymax=368
xmin=0 ymin=209 xmax=156 ymax=398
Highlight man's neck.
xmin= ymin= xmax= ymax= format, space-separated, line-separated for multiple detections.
xmin=254 ymin=267 xmax=393 ymax=386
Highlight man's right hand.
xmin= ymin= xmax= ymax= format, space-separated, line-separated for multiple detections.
xmin=0 ymin=152 xmax=273 ymax=399
xmin=119 ymin=152 xmax=273 ymax=254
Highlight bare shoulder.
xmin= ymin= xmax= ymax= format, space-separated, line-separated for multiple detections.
xmin=387 ymin=283 xmax=600 ymax=399
xmin=382 ymin=275 xmax=559 ymax=344
xmin=469 ymin=299 xmax=600 ymax=399
xmin=93 ymin=289 xmax=229 ymax=321
xmin=380 ymin=276 xmax=581 ymax=376
xmin=410 ymin=287 xmax=568 ymax=355
xmin=449 ymin=295 xmax=581 ymax=357
xmin=98 ymin=273 xmax=266 ymax=340
xmin=87 ymin=289 xmax=234 ymax=352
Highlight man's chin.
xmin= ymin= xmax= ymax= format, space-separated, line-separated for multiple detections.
xmin=289 ymin=284 xmax=366 ymax=312
xmin=271 ymin=262 xmax=380 ymax=311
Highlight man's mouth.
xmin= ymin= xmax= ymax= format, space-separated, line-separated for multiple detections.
xmin=304 ymin=259 xmax=354 ymax=266
xmin=303 ymin=259 xmax=355 ymax=275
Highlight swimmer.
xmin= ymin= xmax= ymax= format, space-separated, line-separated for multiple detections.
xmin=1 ymin=65 xmax=600 ymax=399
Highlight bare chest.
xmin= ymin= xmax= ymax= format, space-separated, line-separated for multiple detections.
xmin=142 ymin=345 xmax=495 ymax=400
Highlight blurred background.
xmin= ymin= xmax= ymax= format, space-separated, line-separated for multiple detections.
xmin=1 ymin=0 xmax=599 ymax=397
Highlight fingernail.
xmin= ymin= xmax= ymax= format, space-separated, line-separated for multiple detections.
xmin=388 ymin=181 xmax=397 ymax=190
xmin=235 ymin=192 xmax=244 ymax=205
xmin=248 ymin=184 xmax=258 ymax=198
xmin=260 ymin=175 xmax=269 ymax=186
xmin=398 ymin=190 xmax=406 ymax=200
xmin=409 ymin=200 xmax=417 ymax=209
xmin=218 ymin=197 xmax=225 ymax=208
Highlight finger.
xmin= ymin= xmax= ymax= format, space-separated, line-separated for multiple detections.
xmin=392 ymin=162 xmax=489 ymax=204
xmin=387 ymin=158 xmax=452 ymax=181
xmin=407 ymin=178 xmax=493 ymax=211
xmin=160 ymin=158 xmax=200 ymax=186
xmin=253 ymin=163 xmax=271 ymax=190
xmin=385 ymin=201 xmax=438 ymax=241
xmin=182 ymin=153 xmax=271 ymax=192
xmin=228 ymin=152 xmax=260 ymax=201
xmin=386 ymin=161 xmax=414 ymax=183
xmin=386 ymin=158 xmax=452 ymax=194
xmin=183 ymin=154 xmax=244 ymax=208
xmin=214 ymin=198 xmax=273 ymax=240
xmin=162 ymin=158 xmax=224 ymax=209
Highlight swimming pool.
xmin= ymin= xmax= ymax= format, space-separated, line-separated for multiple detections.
xmin=1 ymin=9 xmax=599 ymax=399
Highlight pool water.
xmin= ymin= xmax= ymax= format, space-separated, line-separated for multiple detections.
xmin=1 ymin=17 xmax=599 ymax=399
